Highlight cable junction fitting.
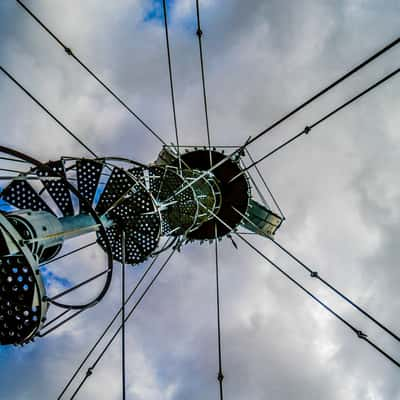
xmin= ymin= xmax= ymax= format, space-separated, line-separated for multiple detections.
xmin=64 ymin=46 xmax=73 ymax=56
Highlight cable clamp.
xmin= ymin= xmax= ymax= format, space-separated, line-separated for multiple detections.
xmin=303 ymin=126 xmax=311 ymax=134
xmin=356 ymin=330 xmax=368 ymax=339
xmin=196 ymin=28 xmax=203 ymax=37
xmin=173 ymin=240 xmax=183 ymax=252
xmin=310 ymin=271 xmax=318 ymax=278
xmin=64 ymin=46 xmax=73 ymax=56
xmin=217 ymin=371 xmax=224 ymax=382
xmin=227 ymin=234 xmax=238 ymax=249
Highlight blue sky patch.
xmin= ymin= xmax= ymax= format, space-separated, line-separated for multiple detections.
xmin=144 ymin=0 xmax=175 ymax=22
xmin=0 ymin=201 xmax=14 ymax=212
xmin=40 ymin=266 xmax=72 ymax=289
xmin=0 ymin=186 xmax=16 ymax=212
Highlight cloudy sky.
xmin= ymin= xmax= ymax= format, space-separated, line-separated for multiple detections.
xmin=0 ymin=0 xmax=400 ymax=399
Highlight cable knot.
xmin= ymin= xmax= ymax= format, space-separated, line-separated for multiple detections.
xmin=356 ymin=330 xmax=368 ymax=339
xmin=196 ymin=28 xmax=203 ymax=37
xmin=303 ymin=126 xmax=311 ymax=134
xmin=310 ymin=271 xmax=319 ymax=278
xmin=86 ymin=367 xmax=93 ymax=377
xmin=64 ymin=46 xmax=73 ymax=56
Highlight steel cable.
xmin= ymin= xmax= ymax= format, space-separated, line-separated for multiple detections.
xmin=58 ymin=254 xmax=161 ymax=399
xmin=214 ymin=227 xmax=224 ymax=399
xmin=16 ymin=0 xmax=167 ymax=146
xmin=241 ymin=36 xmax=400 ymax=150
xmin=0 ymin=65 xmax=98 ymax=157
xmin=68 ymin=246 xmax=179 ymax=399
xmin=232 ymin=205 xmax=400 ymax=344
xmin=195 ymin=0 xmax=213 ymax=167
xmin=200 ymin=203 xmax=400 ymax=369
xmin=164 ymin=37 xmax=400 ymax=199
xmin=162 ymin=0 xmax=182 ymax=170
xmin=121 ymin=231 xmax=126 ymax=400
xmin=271 ymin=238 xmax=400 ymax=343
xmin=235 ymin=66 xmax=400 ymax=179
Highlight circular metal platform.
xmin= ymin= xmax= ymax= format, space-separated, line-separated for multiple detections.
xmin=175 ymin=149 xmax=250 ymax=240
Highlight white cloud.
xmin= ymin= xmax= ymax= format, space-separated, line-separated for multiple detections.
xmin=0 ymin=0 xmax=400 ymax=399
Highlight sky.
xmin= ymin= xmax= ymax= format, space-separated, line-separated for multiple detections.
xmin=0 ymin=0 xmax=400 ymax=399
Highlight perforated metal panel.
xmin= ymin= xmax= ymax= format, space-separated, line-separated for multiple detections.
xmin=96 ymin=167 xmax=136 ymax=215
xmin=0 ymin=255 xmax=41 ymax=345
xmin=164 ymin=184 xmax=198 ymax=235
xmin=1 ymin=180 xmax=53 ymax=214
xmin=76 ymin=159 xmax=103 ymax=212
xmin=37 ymin=161 xmax=74 ymax=216
xmin=96 ymin=167 xmax=161 ymax=264
xmin=97 ymin=209 xmax=161 ymax=264
xmin=131 ymin=166 xmax=198 ymax=235
xmin=147 ymin=167 xmax=180 ymax=202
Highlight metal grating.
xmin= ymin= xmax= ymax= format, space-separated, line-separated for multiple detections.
xmin=76 ymin=159 xmax=103 ymax=212
xmin=0 ymin=255 xmax=41 ymax=345
xmin=131 ymin=166 xmax=199 ymax=235
xmin=1 ymin=180 xmax=53 ymax=214
xmin=37 ymin=161 xmax=74 ymax=216
xmin=96 ymin=201 xmax=160 ymax=264
xmin=96 ymin=167 xmax=135 ymax=215
xmin=96 ymin=167 xmax=161 ymax=264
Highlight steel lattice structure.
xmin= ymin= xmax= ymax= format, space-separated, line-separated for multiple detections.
xmin=0 ymin=144 xmax=282 ymax=345
xmin=0 ymin=1 xmax=399 ymax=399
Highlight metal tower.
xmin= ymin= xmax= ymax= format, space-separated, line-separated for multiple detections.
xmin=0 ymin=145 xmax=282 ymax=345
xmin=1 ymin=1 xmax=399 ymax=399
